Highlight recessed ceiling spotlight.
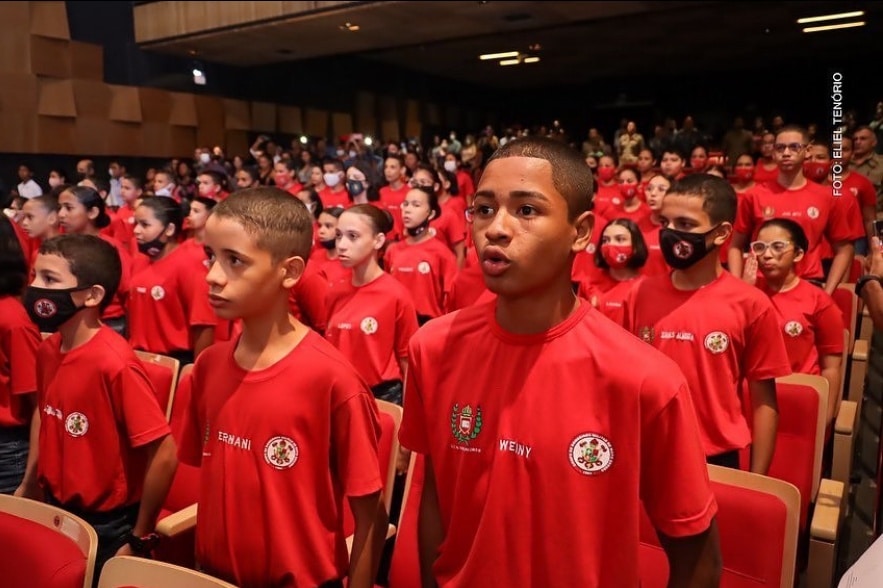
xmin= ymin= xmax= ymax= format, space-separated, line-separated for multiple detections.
xmin=480 ymin=51 xmax=519 ymax=61
xmin=528 ymin=43 xmax=542 ymax=51
xmin=339 ymin=22 xmax=360 ymax=31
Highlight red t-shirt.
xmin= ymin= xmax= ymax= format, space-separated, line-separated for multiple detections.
xmin=107 ymin=205 xmax=137 ymax=255
xmin=456 ymin=170 xmax=475 ymax=199
xmin=582 ymin=276 xmax=643 ymax=326
xmin=308 ymin=249 xmax=351 ymax=289
xmin=399 ymin=301 xmax=717 ymax=587
xmin=288 ymin=262 xmax=330 ymax=333
xmin=99 ymin=234 xmax=136 ymax=320
xmin=592 ymin=185 xmax=621 ymax=219
xmin=431 ymin=197 xmax=467 ymax=251
xmin=325 ymin=273 xmax=418 ymax=387
xmin=0 ymin=296 xmax=40 ymax=427
xmin=128 ymin=246 xmax=217 ymax=354
xmin=11 ymin=219 xmax=37 ymax=277
xmin=446 ymin=248 xmax=487 ymax=312
xmin=179 ymin=332 xmax=383 ymax=588
xmin=639 ymin=222 xmax=670 ymax=278
xmin=379 ymin=183 xmax=410 ymax=242
xmin=753 ymin=161 xmax=779 ymax=183
xmin=760 ymin=279 xmax=844 ymax=376
xmin=600 ymin=200 xmax=651 ymax=227
xmin=319 ymin=186 xmax=350 ymax=210
xmin=734 ymin=181 xmax=855 ymax=279
xmin=843 ymin=171 xmax=877 ymax=210
xmin=623 ymin=272 xmax=792 ymax=455
xmin=385 ymin=237 xmax=458 ymax=319
xmin=36 ymin=327 xmax=170 ymax=511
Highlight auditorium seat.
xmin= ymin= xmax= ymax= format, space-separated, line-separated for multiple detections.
xmin=639 ymin=464 xmax=800 ymax=588
xmin=345 ymin=398 xmax=403 ymax=554
xmin=133 ymin=350 xmax=181 ymax=421
xmin=0 ymin=493 xmax=98 ymax=588
xmin=98 ymin=555 xmax=236 ymax=588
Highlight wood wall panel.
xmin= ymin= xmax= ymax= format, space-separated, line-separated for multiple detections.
xmin=0 ymin=73 xmax=39 ymax=113
xmin=30 ymin=36 xmax=70 ymax=77
xmin=29 ymin=1 xmax=70 ymax=40
xmin=70 ymin=41 xmax=103 ymax=80
xmin=72 ymin=80 xmax=110 ymax=117
xmin=278 ymin=105 xmax=303 ymax=134
xmin=0 ymin=32 xmax=32 ymax=74
xmin=36 ymin=115 xmax=75 ymax=154
xmin=0 ymin=112 xmax=36 ymax=152
xmin=168 ymin=92 xmax=198 ymax=127
xmin=223 ymin=98 xmax=252 ymax=130
xmin=331 ymin=112 xmax=353 ymax=141
xmin=37 ymin=78 xmax=76 ymax=117
xmin=379 ymin=95 xmax=399 ymax=143
xmin=108 ymin=85 xmax=143 ymax=123
xmin=305 ymin=108 xmax=328 ymax=138
xmin=225 ymin=130 xmax=250 ymax=159
xmin=404 ymin=99 xmax=421 ymax=139
xmin=354 ymin=91 xmax=377 ymax=138
xmin=139 ymin=88 xmax=173 ymax=123
xmin=251 ymin=101 xmax=278 ymax=132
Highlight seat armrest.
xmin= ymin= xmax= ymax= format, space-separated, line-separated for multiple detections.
xmin=834 ymin=400 xmax=857 ymax=435
xmin=853 ymin=339 xmax=868 ymax=361
xmin=155 ymin=503 xmax=198 ymax=537
xmin=810 ymin=479 xmax=843 ymax=542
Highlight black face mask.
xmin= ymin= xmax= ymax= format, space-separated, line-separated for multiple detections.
xmin=319 ymin=238 xmax=336 ymax=250
xmin=347 ymin=180 xmax=365 ymax=197
xmin=138 ymin=237 xmax=165 ymax=258
xmin=24 ymin=286 xmax=88 ymax=333
xmin=659 ymin=226 xmax=720 ymax=270
xmin=405 ymin=213 xmax=432 ymax=238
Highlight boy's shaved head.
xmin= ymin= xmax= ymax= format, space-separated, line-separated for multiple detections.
xmin=211 ymin=186 xmax=313 ymax=262
xmin=486 ymin=137 xmax=594 ymax=220
xmin=668 ymin=174 xmax=737 ymax=225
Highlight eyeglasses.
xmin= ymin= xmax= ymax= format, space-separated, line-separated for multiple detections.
xmin=773 ymin=143 xmax=806 ymax=153
xmin=408 ymin=179 xmax=434 ymax=188
xmin=749 ymin=240 xmax=793 ymax=255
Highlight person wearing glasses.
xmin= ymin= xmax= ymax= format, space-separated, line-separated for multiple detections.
xmin=742 ymin=218 xmax=844 ymax=426
xmin=727 ymin=126 xmax=855 ymax=295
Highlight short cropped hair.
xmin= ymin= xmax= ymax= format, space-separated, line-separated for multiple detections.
xmin=29 ymin=192 xmax=59 ymax=214
xmin=668 ymin=174 xmax=738 ymax=225
xmin=39 ymin=234 xmax=121 ymax=312
xmin=211 ymin=186 xmax=313 ymax=262
xmin=776 ymin=125 xmax=808 ymax=143
xmin=486 ymin=136 xmax=594 ymax=220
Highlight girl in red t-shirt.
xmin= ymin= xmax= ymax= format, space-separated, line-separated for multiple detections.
xmin=579 ymin=218 xmax=647 ymax=326
xmin=57 ymin=186 xmax=135 ymax=336
xmin=385 ymin=187 xmax=457 ymax=324
xmin=327 ymin=204 xmax=419 ymax=404
xmin=745 ymin=218 xmax=844 ymax=424
xmin=412 ymin=164 xmax=467 ymax=267
xmin=309 ymin=206 xmax=349 ymax=287
xmin=639 ymin=173 xmax=672 ymax=278
xmin=731 ymin=154 xmax=757 ymax=195
xmin=130 ymin=197 xmax=215 ymax=364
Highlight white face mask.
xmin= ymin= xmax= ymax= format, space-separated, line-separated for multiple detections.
xmin=336 ymin=149 xmax=345 ymax=158
xmin=48 ymin=177 xmax=62 ymax=187
xmin=155 ymin=186 xmax=172 ymax=197
xmin=348 ymin=150 xmax=357 ymax=159
xmin=323 ymin=172 xmax=341 ymax=188
xmin=199 ymin=153 xmax=211 ymax=164
xmin=108 ymin=168 xmax=115 ymax=177
xmin=444 ymin=161 xmax=458 ymax=173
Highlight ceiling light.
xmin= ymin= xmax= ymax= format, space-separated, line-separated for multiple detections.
xmin=797 ymin=11 xmax=864 ymax=24
xmin=499 ymin=59 xmax=520 ymax=66
xmin=299 ymin=135 xmax=308 ymax=144
xmin=528 ymin=43 xmax=542 ymax=51
xmin=802 ymin=21 xmax=865 ymax=33
xmin=480 ymin=51 xmax=519 ymax=61
xmin=339 ymin=22 xmax=360 ymax=31
xmin=523 ymin=56 xmax=540 ymax=64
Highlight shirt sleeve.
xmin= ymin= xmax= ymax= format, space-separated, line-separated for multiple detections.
xmin=825 ymin=192 xmax=860 ymax=244
xmin=112 ymin=362 xmax=171 ymax=448
xmin=742 ymin=303 xmax=792 ymax=382
xmin=447 ymin=206 xmax=467 ymax=245
xmin=179 ymin=259 xmax=218 ymax=327
xmin=293 ymin=271 xmax=329 ymax=333
xmin=641 ymin=380 xmax=718 ymax=538
xmin=733 ymin=190 xmax=756 ymax=236
xmin=856 ymin=174 xmax=877 ymax=208
xmin=395 ymin=294 xmax=420 ymax=360
xmin=814 ymin=295 xmax=846 ymax=356
xmin=399 ymin=337 xmax=430 ymax=454
xmin=332 ymin=390 xmax=383 ymax=498
xmin=177 ymin=362 xmax=204 ymax=467
xmin=8 ymin=321 xmax=40 ymax=395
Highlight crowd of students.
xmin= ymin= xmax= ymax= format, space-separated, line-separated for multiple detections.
xmin=0 ymin=114 xmax=881 ymax=587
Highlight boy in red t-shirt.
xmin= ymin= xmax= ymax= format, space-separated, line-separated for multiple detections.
xmin=180 ymin=186 xmax=388 ymax=588
xmin=399 ymin=137 xmax=721 ymax=587
xmin=0 ymin=216 xmax=41 ymax=495
xmin=623 ymin=174 xmax=791 ymax=474
xmin=16 ymin=234 xmax=177 ymax=582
